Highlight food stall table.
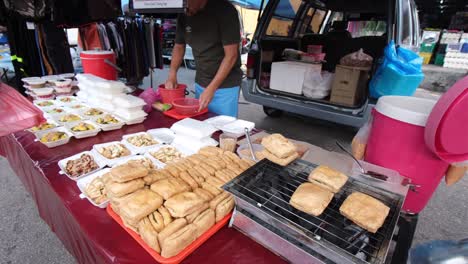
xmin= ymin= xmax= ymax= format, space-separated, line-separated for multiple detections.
xmin=0 ymin=110 xmax=286 ymax=264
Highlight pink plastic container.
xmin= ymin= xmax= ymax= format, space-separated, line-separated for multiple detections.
xmin=172 ymin=98 xmax=200 ymax=115
xmin=158 ymin=84 xmax=188 ymax=104
xmin=365 ymin=96 xmax=449 ymax=214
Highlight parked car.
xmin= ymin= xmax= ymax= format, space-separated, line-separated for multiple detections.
xmin=242 ymin=0 xmax=421 ymax=127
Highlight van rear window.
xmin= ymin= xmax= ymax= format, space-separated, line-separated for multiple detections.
xmin=266 ymin=0 xmax=301 ymax=37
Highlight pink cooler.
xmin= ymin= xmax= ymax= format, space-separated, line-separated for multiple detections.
xmin=80 ymin=50 xmax=117 ymax=80
xmin=365 ymin=96 xmax=449 ymax=214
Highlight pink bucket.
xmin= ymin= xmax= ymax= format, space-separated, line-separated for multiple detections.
xmin=365 ymin=96 xmax=449 ymax=214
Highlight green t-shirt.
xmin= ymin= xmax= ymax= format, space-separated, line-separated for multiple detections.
xmin=175 ymin=0 xmax=242 ymax=88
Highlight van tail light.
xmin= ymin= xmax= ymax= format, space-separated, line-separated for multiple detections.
xmin=246 ymin=53 xmax=256 ymax=79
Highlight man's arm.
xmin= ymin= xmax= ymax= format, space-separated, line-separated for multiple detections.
xmin=165 ymin=44 xmax=186 ymax=89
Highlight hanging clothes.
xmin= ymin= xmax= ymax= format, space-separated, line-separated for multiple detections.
xmin=40 ymin=21 xmax=74 ymax=74
xmin=78 ymin=23 xmax=103 ymax=51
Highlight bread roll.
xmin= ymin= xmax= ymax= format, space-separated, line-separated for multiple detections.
xmin=201 ymin=182 xmax=222 ymax=196
xmin=261 ymin=133 xmax=297 ymax=159
xmin=119 ymin=189 xmax=163 ymax=224
xmin=185 ymin=203 xmax=209 ymax=223
xmin=215 ymin=197 xmax=235 ymax=222
xmin=198 ymin=146 xmax=223 ymax=156
xmin=161 ymin=224 xmax=197 ymax=258
xmin=308 ymin=165 xmax=348 ymax=193
xmin=164 ymin=192 xmax=205 ymax=218
xmin=209 ymin=192 xmax=231 ymax=210
xmin=187 ymin=155 xmax=203 ymax=165
xmin=106 ymin=179 xmax=145 ymax=198
xmin=138 ymin=217 xmax=161 ymax=253
xmin=150 ymin=178 xmax=190 ymax=200
xmin=193 ymin=209 xmax=215 ymax=237
xmin=158 ymin=206 xmax=173 ymax=226
xmin=179 ymin=171 xmax=199 ymax=190
xmin=224 ymin=151 xmax=241 ymax=163
xmin=158 ymin=218 xmax=187 ymax=248
xmin=261 ymin=149 xmax=298 ymax=166
xmin=193 ymin=188 xmax=215 ymax=202
xmin=110 ymin=165 xmax=149 ymax=183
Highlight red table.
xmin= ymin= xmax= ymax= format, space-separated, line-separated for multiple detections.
xmin=0 ymin=111 xmax=286 ymax=264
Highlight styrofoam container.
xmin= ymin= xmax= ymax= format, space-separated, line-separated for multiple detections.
xmin=143 ymin=145 xmax=191 ymax=168
xmin=82 ymin=108 xmax=106 ymax=118
xmin=56 ymin=95 xmax=79 ymax=105
xmin=33 ymin=88 xmax=54 ymax=96
xmin=172 ymin=135 xmax=218 ymax=154
xmin=204 ymin=115 xmax=237 ymax=129
xmin=170 ymin=118 xmax=217 ymax=139
xmin=27 ymin=119 xmax=59 ymax=134
xmin=21 ymin=77 xmax=41 ymax=84
xmin=143 ymin=151 xmax=168 ymax=168
xmin=112 ymin=95 xmax=146 ymax=108
xmin=114 ymin=109 xmax=147 ymax=120
xmin=76 ymin=91 xmax=89 ymax=102
xmin=77 ymin=168 xmax=110 ymax=208
xmin=58 ymin=151 xmax=105 ymax=181
xmin=41 ymin=75 xmax=60 ymax=82
xmin=65 ymin=104 xmax=90 ymax=114
xmin=90 ymin=115 xmax=125 ymax=131
xmin=122 ymin=132 xmax=162 ymax=154
xmin=147 ymin=128 xmax=176 ymax=144
xmin=42 ymin=107 xmax=68 ymax=119
xmin=119 ymin=116 xmax=146 ymax=125
xmin=111 ymin=155 xmax=158 ymax=169
xmin=94 ymin=80 xmax=126 ymax=94
xmin=92 ymin=141 xmax=135 ymax=166
xmin=220 ymin=119 xmax=255 ymax=138
xmin=35 ymin=127 xmax=73 ymax=148
xmin=54 ymin=86 xmax=72 ymax=94
xmin=33 ymin=99 xmax=56 ymax=108
xmin=65 ymin=121 xmax=101 ymax=139
xmin=59 ymin=73 xmax=75 ymax=79
xmin=54 ymin=113 xmax=85 ymax=126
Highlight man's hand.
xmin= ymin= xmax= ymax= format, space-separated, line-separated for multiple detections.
xmin=198 ymin=87 xmax=215 ymax=111
xmin=165 ymin=77 xmax=177 ymax=89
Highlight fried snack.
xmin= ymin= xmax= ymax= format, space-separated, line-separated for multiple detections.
xmin=160 ymin=224 xmax=197 ymax=258
xmin=289 ymin=182 xmax=334 ymax=217
xmin=308 ymin=165 xmax=348 ymax=193
xmin=194 ymin=165 xmax=211 ymax=179
xmin=186 ymin=155 xmax=204 ymax=165
xmin=98 ymin=143 xmax=131 ymax=159
xmin=110 ymin=164 xmax=149 ymax=183
xmin=221 ymin=169 xmax=237 ymax=180
xmin=237 ymin=159 xmax=251 ymax=171
xmin=205 ymin=176 xmax=224 ymax=189
xmin=215 ymin=170 xmax=231 ymax=183
xmin=123 ymin=218 xmax=139 ymax=233
xmin=223 ymin=151 xmax=241 ymax=163
xmin=242 ymin=158 xmax=256 ymax=167
xmin=65 ymin=154 xmax=99 ymax=178
xmin=261 ymin=133 xmax=297 ymax=159
xmin=143 ymin=170 xmax=170 ymax=185
xmin=261 ymin=149 xmax=299 ymax=166
xmin=226 ymin=164 xmax=243 ymax=176
xmin=119 ymin=189 xmax=164 ymax=225
xmin=209 ymin=192 xmax=231 ymax=210
xmin=179 ymin=171 xmax=199 ymax=190
xmin=138 ymin=217 xmax=161 ymax=253
xmin=126 ymin=133 xmax=158 ymax=147
xmin=201 ymin=182 xmax=222 ymax=196
xmin=150 ymin=178 xmax=190 ymax=200
xmin=215 ymin=197 xmax=235 ymax=222
xmin=172 ymin=162 xmax=188 ymax=173
xmin=220 ymin=155 xmax=234 ymax=165
xmin=158 ymin=206 xmax=173 ymax=226
xmin=193 ymin=209 xmax=215 ymax=237
xmin=164 ymin=192 xmax=206 ymax=218
xmin=165 ymin=164 xmax=181 ymax=178
xmin=198 ymin=146 xmax=223 ymax=157
xmin=148 ymin=211 xmax=165 ymax=232
xmin=339 ymin=192 xmax=390 ymax=233
xmin=106 ymin=179 xmax=145 ymax=198
xmin=158 ymin=218 xmax=187 ymax=248
xmin=204 ymin=159 xmax=224 ymax=171
xmin=199 ymin=163 xmax=216 ymax=176
xmin=193 ymin=188 xmax=215 ymax=202
xmin=127 ymin=158 xmax=155 ymax=170
xmin=84 ymin=177 xmax=107 ymax=204
xmin=185 ymin=203 xmax=209 ymax=223
xmin=187 ymin=169 xmax=205 ymax=185
xmin=150 ymin=146 xmax=183 ymax=164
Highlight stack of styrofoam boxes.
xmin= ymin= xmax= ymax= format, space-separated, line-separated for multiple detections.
xmin=440 ymin=31 xmax=461 ymax=44
xmin=442 ymin=32 xmax=468 ymax=70
xmin=75 ymin=74 xmax=148 ymax=124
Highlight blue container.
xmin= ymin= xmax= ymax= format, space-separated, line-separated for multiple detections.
xmin=461 ymin=43 xmax=468 ymax=53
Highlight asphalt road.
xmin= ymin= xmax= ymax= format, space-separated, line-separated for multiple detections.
xmin=1 ymin=67 xmax=466 ymax=263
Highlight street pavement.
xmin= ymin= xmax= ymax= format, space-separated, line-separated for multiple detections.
xmin=0 ymin=67 xmax=466 ymax=263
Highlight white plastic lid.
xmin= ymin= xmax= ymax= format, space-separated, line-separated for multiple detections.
xmin=81 ymin=50 xmax=114 ymax=55
xmin=171 ymin=118 xmax=217 ymax=139
xmin=375 ymin=96 xmax=437 ymax=126
xmin=112 ymin=95 xmax=146 ymax=108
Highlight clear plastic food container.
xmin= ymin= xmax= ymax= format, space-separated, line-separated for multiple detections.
xmin=58 ymin=150 xmax=106 ymax=181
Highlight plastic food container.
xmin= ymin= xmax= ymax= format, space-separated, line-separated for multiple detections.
xmin=33 ymin=99 xmax=56 ymax=108
xmin=54 ymin=79 xmax=72 ymax=88
xmin=66 ymin=121 xmax=101 ymax=139
xmin=41 ymin=75 xmax=60 ymax=83
xmin=58 ymin=151 xmax=106 ymax=181
xmin=219 ymin=133 xmax=237 ymax=152
xmin=94 ymin=80 xmax=126 ymax=94
xmin=59 ymin=73 xmax=75 ymax=79
xmin=220 ymin=119 xmax=255 ymax=138
xmin=170 ymin=118 xmax=217 ymax=139
xmin=91 ymin=115 xmax=125 ymax=131
xmin=172 ymin=98 xmax=200 ymax=116
xmin=34 ymin=88 xmax=54 ymax=96
xmin=92 ymin=141 xmax=135 ymax=166
xmin=122 ymin=132 xmax=162 ymax=154
xmin=203 ymin=115 xmax=237 ymax=130
xmin=21 ymin=77 xmax=42 ymax=84
xmin=114 ymin=109 xmax=147 ymax=120
xmin=35 ymin=127 xmax=73 ymax=148
xmin=112 ymin=95 xmax=146 ymax=108
xmin=27 ymin=79 xmax=46 ymax=88
xmin=158 ymin=83 xmax=188 ymax=104
xmin=171 ymin=135 xmax=217 ymax=154
xmin=27 ymin=119 xmax=59 ymax=134
xmin=302 ymin=53 xmax=326 ymax=63
xmin=56 ymin=95 xmax=79 ymax=105
xmin=237 ymin=143 xmax=264 ymax=161
xmin=147 ymin=128 xmax=176 ymax=144
xmin=111 ymin=155 xmax=157 ymax=169
xmin=120 ymin=116 xmax=146 ymax=126
xmin=77 ymin=168 xmax=110 ymax=208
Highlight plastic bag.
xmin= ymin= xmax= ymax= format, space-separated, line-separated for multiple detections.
xmin=139 ymin=88 xmax=161 ymax=113
xmin=351 ymin=116 xmax=373 ymax=160
xmin=369 ymin=41 xmax=424 ymax=98
xmin=303 ymin=71 xmax=334 ymax=99
xmin=0 ymin=83 xmax=46 ymax=137
xmin=339 ymin=49 xmax=373 ymax=68
xmin=445 ymin=163 xmax=467 ymax=186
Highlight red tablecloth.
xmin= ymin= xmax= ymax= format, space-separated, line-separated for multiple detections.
xmin=0 ymin=111 xmax=286 ymax=264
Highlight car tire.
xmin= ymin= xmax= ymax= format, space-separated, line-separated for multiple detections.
xmin=263 ymin=106 xmax=283 ymax=118
xmin=186 ymin=60 xmax=196 ymax=70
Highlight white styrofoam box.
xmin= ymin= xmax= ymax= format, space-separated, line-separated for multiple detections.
xmin=270 ymin=61 xmax=322 ymax=95
xmin=90 ymin=115 xmax=125 ymax=131
xmin=203 ymin=115 xmax=237 ymax=130
xmin=171 ymin=134 xmax=218 ymax=154
xmin=220 ymin=119 xmax=255 ymax=138
xmin=65 ymin=120 xmax=101 ymax=139
xmin=76 ymin=91 xmax=89 ymax=102
xmin=92 ymin=141 xmax=136 ymax=166
xmin=170 ymin=118 xmax=217 ymax=139
xmin=56 ymin=95 xmax=80 ymax=106
xmin=112 ymin=94 xmax=146 ymax=108
xmin=94 ymin=80 xmax=126 ymax=94
xmin=111 ymin=155 xmax=158 ymax=169
xmin=54 ymin=113 xmax=86 ymax=126
xmin=147 ymin=128 xmax=176 ymax=144
xmin=33 ymin=99 xmax=57 ymax=109
xmin=144 ymin=145 xmax=192 ymax=167
xmin=27 ymin=119 xmax=59 ymax=134
xmin=122 ymin=132 xmax=162 ymax=154
xmin=114 ymin=109 xmax=147 ymax=120
xmin=41 ymin=106 xmax=68 ymax=118
xmin=34 ymin=127 xmax=73 ymax=148
xmin=58 ymin=151 xmax=106 ymax=181
xmin=119 ymin=116 xmax=146 ymax=125
xmin=77 ymin=168 xmax=110 ymax=208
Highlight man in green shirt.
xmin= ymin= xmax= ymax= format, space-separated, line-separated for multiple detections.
xmin=165 ymin=0 xmax=242 ymax=117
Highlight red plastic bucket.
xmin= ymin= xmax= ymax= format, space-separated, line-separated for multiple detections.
xmin=80 ymin=51 xmax=117 ymax=80
xmin=158 ymin=84 xmax=188 ymax=104
xmin=365 ymin=96 xmax=449 ymax=214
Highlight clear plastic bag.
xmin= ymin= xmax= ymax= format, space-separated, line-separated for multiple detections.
xmin=303 ymin=71 xmax=333 ymax=99
xmin=351 ymin=116 xmax=373 ymax=160
xmin=138 ymin=88 xmax=161 ymax=113
xmin=339 ymin=49 xmax=373 ymax=68
xmin=0 ymin=83 xmax=46 ymax=137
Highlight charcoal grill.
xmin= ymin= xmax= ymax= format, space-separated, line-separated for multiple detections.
xmin=223 ymin=159 xmax=410 ymax=264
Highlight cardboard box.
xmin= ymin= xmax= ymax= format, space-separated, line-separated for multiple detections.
xmin=330 ymin=65 xmax=369 ymax=107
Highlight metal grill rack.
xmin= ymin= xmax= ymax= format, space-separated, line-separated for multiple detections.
xmin=224 ymin=159 xmax=406 ymax=264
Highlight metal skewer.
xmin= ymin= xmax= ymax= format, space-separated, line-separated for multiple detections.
xmin=245 ymin=127 xmax=257 ymax=162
